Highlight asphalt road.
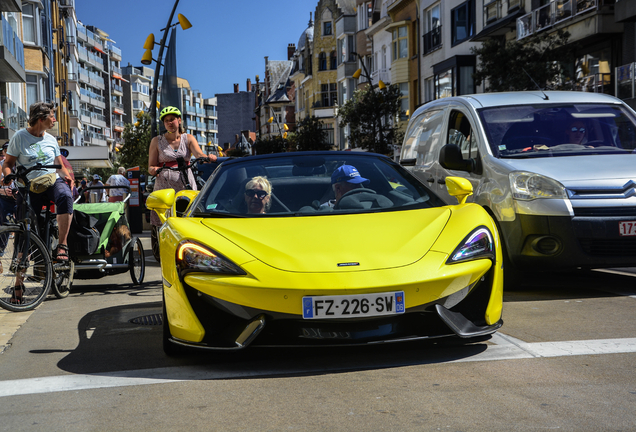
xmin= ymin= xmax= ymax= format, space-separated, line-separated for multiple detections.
xmin=0 ymin=239 xmax=635 ymax=431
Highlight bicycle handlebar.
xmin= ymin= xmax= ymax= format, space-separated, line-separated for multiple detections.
xmin=3 ymin=163 xmax=62 ymax=185
xmin=155 ymin=156 xmax=211 ymax=176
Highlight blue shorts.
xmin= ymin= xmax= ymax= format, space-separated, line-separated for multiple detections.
xmin=17 ymin=178 xmax=74 ymax=218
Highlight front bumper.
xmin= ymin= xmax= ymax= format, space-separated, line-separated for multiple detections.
xmin=166 ymin=266 xmax=502 ymax=351
xmin=502 ymin=213 xmax=636 ymax=270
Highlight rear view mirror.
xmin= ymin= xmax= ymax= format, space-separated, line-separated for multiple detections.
xmin=439 ymin=144 xmax=474 ymax=172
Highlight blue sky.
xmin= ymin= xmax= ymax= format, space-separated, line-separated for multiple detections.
xmin=76 ymin=0 xmax=317 ymax=98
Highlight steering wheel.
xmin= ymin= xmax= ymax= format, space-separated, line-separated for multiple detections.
xmin=333 ymin=187 xmax=377 ymax=210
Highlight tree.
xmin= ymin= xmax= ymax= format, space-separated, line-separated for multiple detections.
xmin=295 ymin=116 xmax=330 ymax=151
xmin=119 ymin=112 xmax=152 ymax=172
xmin=471 ymin=30 xmax=578 ymax=92
xmin=337 ymin=84 xmax=403 ymax=155
xmin=252 ymin=136 xmax=286 ymax=155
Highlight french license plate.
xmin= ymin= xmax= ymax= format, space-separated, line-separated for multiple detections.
xmin=619 ymin=221 xmax=636 ymax=237
xmin=302 ymin=291 xmax=405 ymax=319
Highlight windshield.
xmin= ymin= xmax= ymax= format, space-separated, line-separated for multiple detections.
xmin=479 ymin=103 xmax=636 ymax=158
xmin=190 ymin=153 xmax=445 ymax=217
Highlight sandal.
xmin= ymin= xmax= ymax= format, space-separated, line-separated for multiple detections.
xmin=55 ymin=244 xmax=70 ymax=262
xmin=10 ymin=283 xmax=23 ymax=304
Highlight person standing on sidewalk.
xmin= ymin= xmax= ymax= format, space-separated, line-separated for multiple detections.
xmin=105 ymin=167 xmax=130 ymax=202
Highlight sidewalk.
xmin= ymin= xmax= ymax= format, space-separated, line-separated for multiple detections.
xmin=0 ymin=309 xmax=33 ymax=354
xmin=1 ymin=229 xmax=155 ymax=354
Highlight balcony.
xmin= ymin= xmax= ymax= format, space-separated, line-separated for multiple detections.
xmin=77 ymin=24 xmax=87 ymax=43
xmin=0 ymin=99 xmax=27 ymax=142
xmin=58 ymin=0 xmax=75 ymax=7
xmin=517 ymin=0 xmax=598 ymax=40
xmin=423 ymin=25 xmax=442 ymax=55
xmin=0 ymin=0 xmax=21 ymax=11
xmin=83 ymin=131 xmax=107 ymax=146
xmin=0 ymin=15 xmax=25 ymax=83
xmin=371 ymin=68 xmax=390 ymax=87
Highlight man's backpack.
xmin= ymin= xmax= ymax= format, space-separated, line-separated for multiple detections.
xmin=68 ymin=210 xmax=100 ymax=256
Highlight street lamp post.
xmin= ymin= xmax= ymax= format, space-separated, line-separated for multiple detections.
xmin=140 ymin=0 xmax=191 ymax=138
xmin=351 ymin=52 xmax=386 ymax=90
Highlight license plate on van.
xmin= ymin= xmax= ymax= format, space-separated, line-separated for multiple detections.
xmin=619 ymin=221 xmax=636 ymax=236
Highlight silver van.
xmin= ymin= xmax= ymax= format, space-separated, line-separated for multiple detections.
xmin=400 ymin=91 xmax=636 ymax=285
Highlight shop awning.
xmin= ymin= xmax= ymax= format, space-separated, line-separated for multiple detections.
xmin=60 ymin=145 xmax=112 ymax=170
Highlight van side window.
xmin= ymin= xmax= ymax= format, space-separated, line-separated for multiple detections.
xmin=448 ymin=110 xmax=476 ymax=159
xmin=401 ymin=109 xmax=445 ymax=165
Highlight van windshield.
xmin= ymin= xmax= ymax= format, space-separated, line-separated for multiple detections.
xmin=478 ymin=103 xmax=636 ymax=158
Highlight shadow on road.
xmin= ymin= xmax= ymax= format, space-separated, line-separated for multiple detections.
xmin=53 ymin=300 xmax=491 ymax=380
xmin=503 ymin=269 xmax=636 ymax=302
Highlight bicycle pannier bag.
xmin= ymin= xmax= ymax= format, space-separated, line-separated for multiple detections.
xmin=30 ymin=173 xmax=57 ymax=194
xmin=68 ymin=210 xmax=100 ymax=255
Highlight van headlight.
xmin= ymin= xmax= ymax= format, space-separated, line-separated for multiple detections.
xmin=509 ymin=172 xmax=566 ymax=200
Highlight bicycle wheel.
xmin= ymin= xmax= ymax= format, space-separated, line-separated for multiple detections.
xmin=151 ymin=225 xmax=160 ymax=263
xmin=52 ymin=260 xmax=74 ymax=299
xmin=129 ymin=237 xmax=145 ymax=285
xmin=0 ymin=226 xmax=53 ymax=312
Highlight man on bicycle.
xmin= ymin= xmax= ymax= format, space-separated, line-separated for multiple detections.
xmin=2 ymin=102 xmax=74 ymax=263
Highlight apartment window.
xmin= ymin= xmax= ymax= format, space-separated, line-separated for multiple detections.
xmin=323 ymin=123 xmax=334 ymax=145
xmin=452 ymin=1 xmax=475 ymax=46
xmin=339 ymin=36 xmax=356 ymax=63
xmin=318 ymin=52 xmax=327 ymax=71
xmin=392 ymin=26 xmax=408 ymax=61
xmin=22 ymin=3 xmax=37 ymax=44
xmin=425 ymin=4 xmax=441 ymax=33
xmin=330 ymin=51 xmax=337 ymax=70
xmin=321 ymin=83 xmax=337 ymax=107
xmin=399 ymin=83 xmax=409 ymax=120
xmin=436 ymin=69 xmax=454 ymax=99
xmin=424 ymin=77 xmax=435 ymax=103
xmin=26 ymin=75 xmax=39 ymax=108
xmin=132 ymin=82 xmax=149 ymax=95
xmin=358 ymin=2 xmax=372 ymax=30
xmin=323 ymin=21 xmax=332 ymax=36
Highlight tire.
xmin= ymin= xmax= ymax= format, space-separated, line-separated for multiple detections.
xmin=151 ymin=225 xmax=160 ymax=263
xmin=0 ymin=227 xmax=53 ymax=312
xmin=129 ymin=237 xmax=145 ymax=285
xmin=52 ymin=260 xmax=74 ymax=299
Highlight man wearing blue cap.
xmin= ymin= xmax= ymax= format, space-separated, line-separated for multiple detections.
xmin=330 ymin=164 xmax=369 ymax=206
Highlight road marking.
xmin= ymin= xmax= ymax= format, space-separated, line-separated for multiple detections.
xmin=1 ymin=336 xmax=636 ymax=398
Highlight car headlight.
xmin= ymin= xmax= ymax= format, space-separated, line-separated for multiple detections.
xmin=509 ymin=171 xmax=566 ymax=200
xmin=447 ymin=227 xmax=494 ymax=264
xmin=176 ymin=241 xmax=246 ymax=275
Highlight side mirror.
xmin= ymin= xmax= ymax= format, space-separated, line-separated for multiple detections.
xmin=445 ymin=176 xmax=473 ymax=204
xmin=146 ymin=189 xmax=175 ymax=224
xmin=439 ymin=144 xmax=474 ymax=172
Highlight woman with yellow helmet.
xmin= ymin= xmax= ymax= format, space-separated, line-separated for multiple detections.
xmin=147 ymin=106 xmax=217 ymax=228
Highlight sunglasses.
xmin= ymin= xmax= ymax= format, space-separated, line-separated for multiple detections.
xmin=245 ymin=189 xmax=268 ymax=199
xmin=570 ymin=127 xmax=585 ymax=133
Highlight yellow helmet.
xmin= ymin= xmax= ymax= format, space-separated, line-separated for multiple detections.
xmin=160 ymin=106 xmax=181 ymax=121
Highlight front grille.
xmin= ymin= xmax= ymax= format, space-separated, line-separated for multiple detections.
xmin=573 ymin=207 xmax=636 ymax=217
xmin=579 ymin=237 xmax=636 ymax=256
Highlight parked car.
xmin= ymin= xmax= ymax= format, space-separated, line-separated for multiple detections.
xmin=146 ymin=151 xmax=503 ymax=356
xmin=400 ymin=91 xmax=636 ymax=287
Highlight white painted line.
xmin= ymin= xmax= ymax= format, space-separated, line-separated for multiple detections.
xmin=1 ymin=337 xmax=636 ymax=398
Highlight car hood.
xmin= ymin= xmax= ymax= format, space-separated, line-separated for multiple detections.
xmin=501 ymin=154 xmax=636 ymax=185
xmin=200 ymin=208 xmax=451 ymax=273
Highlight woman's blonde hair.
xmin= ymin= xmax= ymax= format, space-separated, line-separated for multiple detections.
xmin=245 ymin=176 xmax=272 ymax=195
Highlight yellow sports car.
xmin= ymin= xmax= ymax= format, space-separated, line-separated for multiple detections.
xmin=146 ymin=152 xmax=503 ymax=356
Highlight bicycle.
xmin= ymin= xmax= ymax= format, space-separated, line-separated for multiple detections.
xmin=150 ymin=156 xmax=211 ymax=262
xmin=0 ymin=163 xmax=73 ymax=311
